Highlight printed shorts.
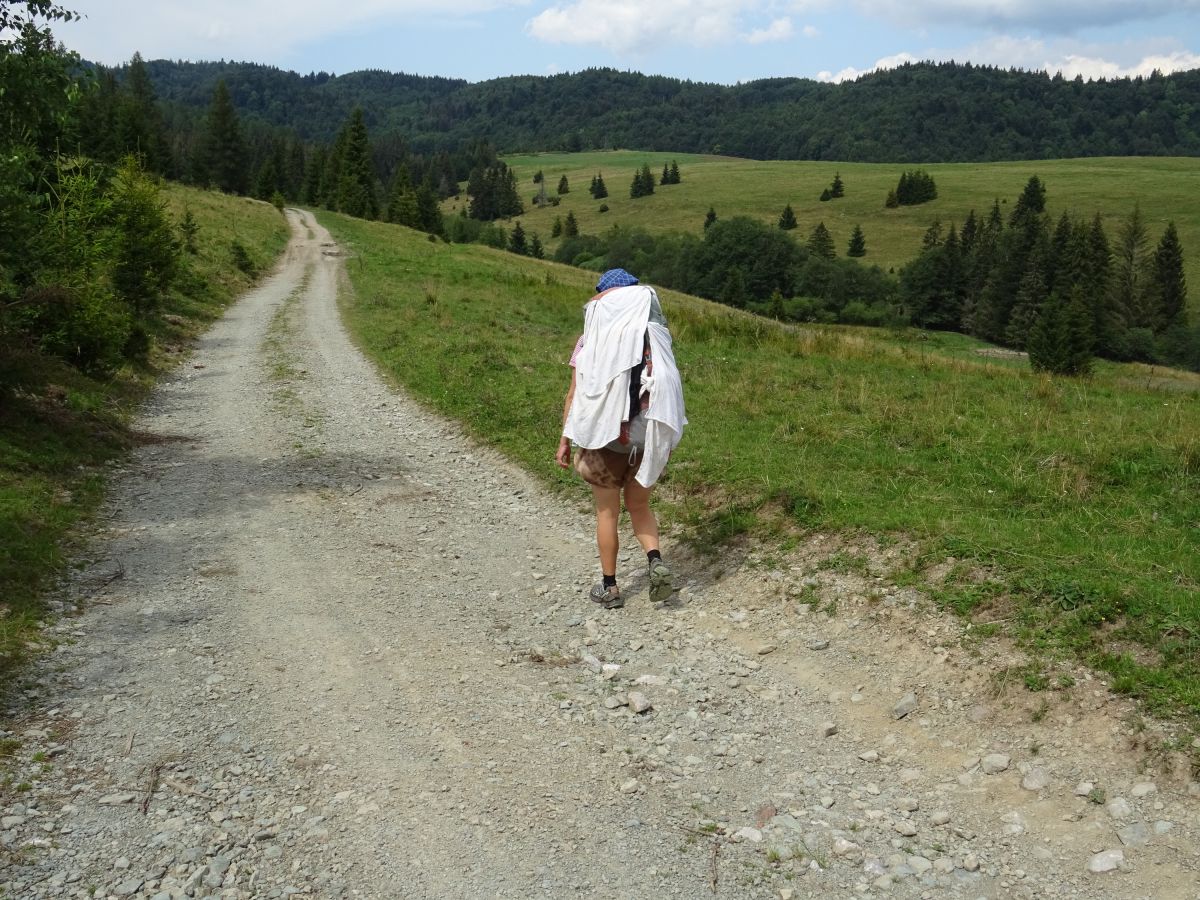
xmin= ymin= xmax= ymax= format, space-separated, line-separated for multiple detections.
xmin=574 ymin=446 xmax=644 ymax=489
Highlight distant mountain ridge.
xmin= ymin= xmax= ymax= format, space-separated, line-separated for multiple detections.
xmin=140 ymin=59 xmax=1200 ymax=162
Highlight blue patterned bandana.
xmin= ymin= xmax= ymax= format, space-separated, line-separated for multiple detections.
xmin=596 ymin=268 xmax=639 ymax=292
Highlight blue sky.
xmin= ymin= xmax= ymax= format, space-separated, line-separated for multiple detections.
xmin=59 ymin=1 xmax=1200 ymax=84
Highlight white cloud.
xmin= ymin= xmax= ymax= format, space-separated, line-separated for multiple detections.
xmin=56 ymin=0 xmax=526 ymax=65
xmin=817 ymin=51 xmax=916 ymax=82
xmin=948 ymin=35 xmax=1200 ymax=79
xmin=817 ymin=38 xmax=1200 ymax=83
xmin=852 ymin=1 xmax=1200 ymax=33
xmin=746 ymin=17 xmax=793 ymax=44
xmin=527 ymin=0 xmax=787 ymax=51
xmin=802 ymin=24 xmax=820 ymax=38
xmin=1053 ymin=50 xmax=1200 ymax=79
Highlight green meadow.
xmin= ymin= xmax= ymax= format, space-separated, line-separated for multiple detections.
xmin=0 ymin=186 xmax=288 ymax=676
xmin=323 ymin=210 xmax=1199 ymax=722
xmin=476 ymin=152 xmax=1200 ymax=299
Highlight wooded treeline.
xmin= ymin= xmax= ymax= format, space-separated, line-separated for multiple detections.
xmin=900 ymin=178 xmax=1191 ymax=373
xmin=70 ymin=45 xmax=1195 ymax=373
xmin=525 ymin=178 xmax=1194 ymax=373
xmin=1 ymin=4 xmax=189 ymax=372
xmin=76 ymin=56 xmax=488 ymax=230
xmin=136 ymin=58 xmax=1200 ymax=161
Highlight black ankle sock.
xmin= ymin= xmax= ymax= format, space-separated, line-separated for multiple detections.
xmin=647 ymin=549 xmax=662 ymax=565
xmin=602 ymin=574 xmax=618 ymax=589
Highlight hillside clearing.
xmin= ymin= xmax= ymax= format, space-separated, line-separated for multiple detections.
xmin=478 ymin=153 xmax=1200 ymax=302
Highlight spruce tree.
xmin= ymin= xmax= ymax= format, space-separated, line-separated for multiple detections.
xmin=563 ymin=210 xmax=579 ymax=238
xmin=960 ymin=210 xmax=979 ymax=255
xmin=551 ymin=216 xmax=562 ymax=238
xmin=117 ymin=53 xmax=170 ymax=175
xmin=302 ymin=147 xmax=325 ymax=204
xmin=253 ymin=154 xmax=280 ymax=201
xmin=669 ymin=160 xmax=680 ymax=184
xmin=819 ymin=188 xmax=832 ymax=202
xmin=1011 ymin=175 xmax=1047 ymax=225
xmin=533 ymin=170 xmax=543 ymax=184
xmin=557 ymin=174 xmax=569 ymax=195
xmin=467 ymin=161 xmax=523 ymax=221
xmin=385 ymin=166 xmax=420 ymax=228
xmin=1027 ymin=294 xmax=1067 ymax=374
xmin=530 ymin=233 xmax=544 ymax=260
xmin=588 ymin=174 xmax=597 ymax=196
xmin=1151 ymin=221 xmax=1186 ymax=331
xmin=1112 ymin=205 xmax=1151 ymax=329
xmin=333 ymin=108 xmax=378 ymax=220
xmin=807 ymin=222 xmax=835 ymax=260
xmin=1063 ymin=286 xmax=1095 ymax=374
xmin=1005 ymin=254 xmax=1048 ymax=350
xmin=1085 ymin=212 xmax=1121 ymax=356
xmin=593 ymin=173 xmax=607 ymax=199
xmin=630 ymin=164 xmax=655 ymax=198
xmin=200 ymin=79 xmax=247 ymax=194
xmin=414 ymin=176 xmax=443 ymax=235
xmin=1029 ymin=288 xmax=1093 ymax=376
xmin=894 ymin=170 xmax=936 ymax=205
xmin=1047 ymin=211 xmax=1074 ymax=296
xmin=110 ymin=156 xmax=179 ymax=316
xmin=778 ymin=204 xmax=797 ymax=230
xmin=885 ymin=189 xmax=899 ymax=209
xmin=939 ymin=225 xmax=966 ymax=328
xmin=704 ymin=207 xmax=717 ymax=230
xmin=660 ymin=163 xmax=671 ymax=186
xmin=76 ymin=67 xmax=122 ymax=164
xmin=847 ymin=224 xmax=866 ymax=257
xmin=284 ymin=139 xmax=306 ymax=199
xmin=509 ymin=220 xmax=528 ymax=255
xmin=501 ymin=167 xmax=524 ymax=216
xmin=921 ymin=221 xmax=943 ymax=251
xmin=830 ymin=172 xmax=844 ymax=198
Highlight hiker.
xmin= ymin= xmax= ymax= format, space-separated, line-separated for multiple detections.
xmin=555 ymin=268 xmax=686 ymax=609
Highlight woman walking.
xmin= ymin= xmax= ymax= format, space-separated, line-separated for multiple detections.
xmin=555 ymin=269 xmax=686 ymax=609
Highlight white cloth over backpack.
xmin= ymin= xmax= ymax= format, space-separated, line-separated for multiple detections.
xmin=563 ymin=285 xmax=686 ymax=487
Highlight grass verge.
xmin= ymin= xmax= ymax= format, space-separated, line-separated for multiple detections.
xmin=322 ymin=210 xmax=1199 ymax=723
xmin=0 ymin=186 xmax=288 ymax=681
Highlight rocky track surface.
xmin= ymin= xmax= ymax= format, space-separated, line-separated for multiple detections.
xmin=2 ymin=212 xmax=1197 ymax=900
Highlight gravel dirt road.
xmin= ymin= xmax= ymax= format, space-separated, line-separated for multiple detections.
xmin=2 ymin=212 xmax=1197 ymax=899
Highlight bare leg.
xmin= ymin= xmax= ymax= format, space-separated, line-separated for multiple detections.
xmin=591 ymin=486 xmax=622 ymax=576
xmin=623 ymin=479 xmax=660 ymax=554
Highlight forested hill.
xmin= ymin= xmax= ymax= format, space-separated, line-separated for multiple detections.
xmin=141 ymin=59 xmax=1200 ymax=162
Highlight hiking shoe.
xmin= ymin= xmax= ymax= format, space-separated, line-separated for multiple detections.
xmin=648 ymin=559 xmax=674 ymax=604
xmin=589 ymin=582 xmax=623 ymax=609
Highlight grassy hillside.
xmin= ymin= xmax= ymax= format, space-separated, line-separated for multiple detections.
xmin=324 ymin=211 xmax=1199 ymax=722
xmin=479 ymin=152 xmax=1200 ymax=307
xmin=0 ymin=186 xmax=288 ymax=678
